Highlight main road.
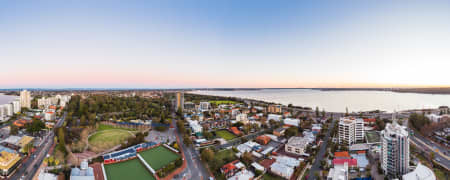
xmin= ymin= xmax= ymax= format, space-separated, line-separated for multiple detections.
xmin=307 ymin=113 xmax=341 ymax=180
xmin=10 ymin=112 xmax=66 ymax=180
xmin=171 ymin=113 xmax=211 ymax=180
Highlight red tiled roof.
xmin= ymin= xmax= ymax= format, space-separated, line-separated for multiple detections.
xmin=364 ymin=118 xmax=376 ymax=123
xmin=357 ymin=151 xmax=366 ymax=154
xmin=260 ymin=159 xmax=276 ymax=169
xmin=230 ymin=127 xmax=242 ymax=135
xmin=333 ymin=158 xmax=357 ymax=166
xmin=334 ymin=151 xmax=350 ymax=158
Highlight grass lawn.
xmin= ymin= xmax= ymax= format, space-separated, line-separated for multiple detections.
xmin=263 ymin=173 xmax=285 ymax=180
xmin=98 ymin=124 xmax=134 ymax=131
xmin=88 ymin=125 xmax=134 ymax=152
xmin=209 ymin=100 xmax=236 ymax=105
xmin=433 ymin=168 xmax=446 ymax=180
xmin=214 ymin=149 xmax=237 ymax=167
xmin=215 ymin=130 xmax=237 ymax=140
xmin=139 ymin=146 xmax=181 ymax=170
xmin=104 ymin=158 xmax=155 ymax=180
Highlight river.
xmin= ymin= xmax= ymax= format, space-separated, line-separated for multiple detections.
xmin=191 ymin=89 xmax=450 ymax=112
xmin=0 ymin=93 xmax=19 ymax=105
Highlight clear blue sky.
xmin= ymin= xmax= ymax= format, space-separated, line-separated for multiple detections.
xmin=1 ymin=1 xmax=449 ymax=88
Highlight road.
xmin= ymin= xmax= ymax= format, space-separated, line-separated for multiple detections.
xmin=10 ymin=112 xmax=66 ymax=180
xmin=172 ymin=114 xmax=210 ymax=180
xmin=307 ymin=113 xmax=340 ymax=180
xmin=410 ymin=134 xmax=450 ymax=170
xmin=404 ymin=115 xmax=450 ymax=170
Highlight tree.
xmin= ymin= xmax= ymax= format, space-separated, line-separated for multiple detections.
xmin=242 ymin=151 xmax=253 ymax=165
xmin=203 ymin=130 xmax=213 ymax=140
xmin=26 ymin=119 xmax=45 ymax=135
xmin=10 ymin=124 xmax=19 ymax=135
xmin=321 ymin=109 xmax=326 ymax=117
xmin=285 ymin=126 xmax=298 ymax=138
xmin=183 ymin=135 xmax=192 ymax=146
xmin=201 ymin=148 xmax=214 ymax=162
xmin=315 ymin=107 xmax=320 ymax=117
xmin=80 ymin=115 xmax=87 ymax=126
xmin=48 ymin=156 xmax=54 ymax=166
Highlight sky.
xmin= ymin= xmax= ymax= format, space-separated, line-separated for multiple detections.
xmin=1 ymin=0 xmax=449 ymax=88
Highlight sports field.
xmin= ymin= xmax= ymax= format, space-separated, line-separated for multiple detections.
xmin=209 ymin=100 xmax=236 ymax=105
xmin=215 ymin=130 xmax=237 ymax=140
xmin=139 ymin=146 xmax=180 ymax=170
xmin=104 ymin=158 xmax=155 ymax=180
xmin=88 ymin=124 xmax=134 ymax=152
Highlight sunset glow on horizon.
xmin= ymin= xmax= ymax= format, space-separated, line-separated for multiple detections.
xmin=1 ymin=1 xmax=449 ymax=88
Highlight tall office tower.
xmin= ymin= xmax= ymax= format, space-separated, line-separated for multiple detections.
xmin=176 ymin=92 xmax=184 ymax=111
xmin=381 ymin=120 xmax=410 ymax=177
xmin=20 ymin=90 xmax=31 ymax=109
xmin=338 ymin=117 xmax=364 ymax=145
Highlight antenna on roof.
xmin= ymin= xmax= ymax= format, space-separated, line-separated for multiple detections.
xmin=392 ymin=110 xmax=397 ymax=125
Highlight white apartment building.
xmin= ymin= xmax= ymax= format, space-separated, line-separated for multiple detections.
xmin=199 ymin=102 xmax=211 ymax=112
xmin=338 ymin=117 xmax=364 ymax=145
xmin=187 ymin=119 xmax=203 ymax=133
xmin=0 ymin=105 xmax=5 ymax=122
xmin=20 ymin=90 xmax=31 ymax=109
xmin=37 ymin=97 xmax=53 ymax=108
xmin=283 ymin=118 xmax=300 ymax=127
xmin=236 ymin=113 xmax=248 ymax=124
xmin=267 ymin=114 xmax=282 ymax=122
xmin=45 ymin=111 xmax=56 ymax=121
xmin=4 ymin=104 xmax=13 ymax=116
xmin=285 ymin=136 xmax=309 ymax=155
xmin=381 ymin=122 xmax=409 ymax=177
xmin=12 ymin=100 xmax=20 ymax=114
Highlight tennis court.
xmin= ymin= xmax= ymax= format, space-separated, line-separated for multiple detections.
xmin=104 ymin=158 xmax=155 ymax=180
xmin=138 ymin=145 xmax=181 ymax=170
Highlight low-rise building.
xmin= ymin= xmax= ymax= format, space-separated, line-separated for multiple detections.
xmin=0 ymin=146 xmax=21 ymax=177
xmin=70 ymin=160 xmax=95 ymax=180
xmin=285 ymin=136 xmax=309 ymax=155
xmin=402 ymin=163 xmax=436 ymax=180
xmin=327 ymin=163 xmax=349 ymax=180
xmin=236 ymin=113 xmax=249 ymax=124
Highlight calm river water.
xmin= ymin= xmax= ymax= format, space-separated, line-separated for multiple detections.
xmin=192 ymin=89 xmax=450 ymax=112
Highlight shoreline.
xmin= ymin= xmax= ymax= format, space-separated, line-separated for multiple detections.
xmin=188 ymin=90 xmax=445 ymax=113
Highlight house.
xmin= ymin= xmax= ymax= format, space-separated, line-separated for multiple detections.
xmin=221 ymin=160 xmax=246 ymax=178
xmin=283 ymin=118 xmax=300 ymax=127
xmin=363 ymin=118 xmax=376 ymax=125
xmin=236 ymin=113 xmax=249 ymax=124
xmin=273 ymin=127 xmax=287 ymax=137
xmin=256 ymin=135 xmax=271 ymax=145
xmin=227 ymin=169 xmax=254 ymax=180
xmin=285 ymin=136 xmax=309 ymax=155
xmin=268 ymin=114 xmax=282 ymax=122
xmin=270 ymin=156 xmax=301 ymax=179
xmin=230 ymin=127 xmax=242 ymax=136
xmin=45 ymin=111 xmax=56 ymax=121
xmin=333 ymin=159 xmax=357 ymax=168
xmin=334 ymin=151 xmax=351 ymax=159
xmin=13 ymin=119 xmax=32 ymax=128
xmin=327 ymin=163 xmax=349 ymax=180
xmin=311 ymin=124 xmax=322 ymax=134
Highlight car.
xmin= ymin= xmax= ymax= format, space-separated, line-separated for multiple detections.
xmin=435 ymin=158 xmax=441 ymax=162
